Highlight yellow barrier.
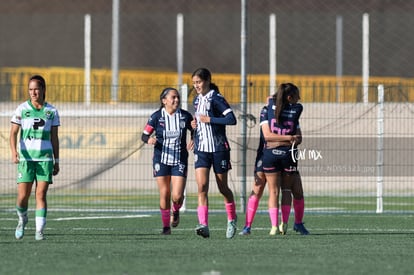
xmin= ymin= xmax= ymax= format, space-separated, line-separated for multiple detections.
xmin=1 ymin=67 xmax=414 ymax=103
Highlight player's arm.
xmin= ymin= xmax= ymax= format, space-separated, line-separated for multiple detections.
xmin=209 ymin=110 xmax=236 ymax=125
xmin=295 ymin=127 xmax=302 ymax=145
xmin=51 ymin=126 xmax=60 ymax=175
xmin=199 ymin=97 xmax=237 ymax=125
xmin=261 ymin=122 xmax=293 ymax=142
xmin=141 ymin=124 xmax=157 ymax=145
xmin=186 ymin=114 xmax=195 ymax=150
xmin=9 ymin=123 xmax=20 ymax=164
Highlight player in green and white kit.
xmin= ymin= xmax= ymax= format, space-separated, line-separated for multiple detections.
xmin=10 ymin=75 xmax=60 ymax=241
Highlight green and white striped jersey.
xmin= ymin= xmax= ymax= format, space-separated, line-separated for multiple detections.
xmin=11 ymin=100 xmax=60 ymax=161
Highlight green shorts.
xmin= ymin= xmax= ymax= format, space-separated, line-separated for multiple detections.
xmin=17 ymin=161 xmax=54 ymax=184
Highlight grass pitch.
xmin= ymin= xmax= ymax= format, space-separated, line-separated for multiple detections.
xmin=1 ymin=211 xmax=413 ymax=275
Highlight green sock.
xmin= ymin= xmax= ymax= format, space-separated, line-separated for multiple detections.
xmin=35 ymin=209 xmax=47 ymax=232
xmin=16 ymin=206 xmax=28 ymax=218
xmin=36 ymin=208 xmax=47 ymax=218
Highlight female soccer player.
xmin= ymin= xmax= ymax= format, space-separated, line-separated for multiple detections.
xmin=239 ymin=96 xmax=306 ymax=235
xmin=10 ymin=75 xmax=60 ymax=241
xmin=261 ymin=83 xmax=308 ymax=235
xmin=142 ymin=87 xmax=194 ymax=235
xmin=191 ymin=68 xmax=237 ymax=239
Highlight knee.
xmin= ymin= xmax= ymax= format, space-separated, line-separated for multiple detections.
xmin=293 ymin=194 xmax=304 ymax=200
xmin=172 ymin=195 xmax=185 ymax=204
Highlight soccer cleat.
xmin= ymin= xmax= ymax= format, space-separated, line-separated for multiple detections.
xmin=226 ymin=218 xmax=237 ymax=239
xmin=195 ymin=224 xmax=210 ymax=238
xmin=161 ymin=227 xmax=171 ymax=235
xmin=293 ymin=223 xmax=310 ymax=235
xmin=239 ymin=226 xmax=251 ymax=236
xmin=35 ymin=231 xmax=45 ymax=241
xmin=269 ymin=226 xmax=278 ymax=236
xmin=170 ymin=211 xmax=180 ymax=228
xmin=15 ymin=216 xmax=28 ymax=240
xmin=279 ymin=223 xmax=288 ymax=235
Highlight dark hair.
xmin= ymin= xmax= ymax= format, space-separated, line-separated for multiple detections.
xmin=191 ymin=67 xmax=219 ymax=92
xmin=159 ymin=87 xmax=179 ymax=109
xmin=29 ymin=75 xmax=46 ymax=100
xmin=273 ymin=83 xmax=299 ymax=123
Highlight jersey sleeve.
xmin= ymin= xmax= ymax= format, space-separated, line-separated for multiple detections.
xmin=10 ymin=105 xmax=23 ymax=125
xmin=143 ymin=112 xmax=158 ymax=135
xmin=296 ymin=103 xmax=303 ymax=119
xmin=213 ymin=92 xmax=233 ymax=116
xmin=259 ymin=105 xmax=269 ymax=126
xmin=51 ymin=108 xmax=61 ymax=127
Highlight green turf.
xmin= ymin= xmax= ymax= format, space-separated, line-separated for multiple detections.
xmin=1 ymin=211 xmax=413 ymax=275
xmin=2 ymin=194 xmax=413 ymax=212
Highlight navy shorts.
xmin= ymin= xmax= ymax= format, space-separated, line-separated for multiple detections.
xmin=153 ymin=161 xmax=188 ymax=178
xmin=194 ymin=151 xmax=232 ymax=174
xmin=254 ymin=150 xmax=264 ymax=174
xmin=262 ymin=146 xmax=298 ymax=174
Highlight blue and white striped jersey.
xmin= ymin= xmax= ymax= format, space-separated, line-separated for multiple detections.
xmin=143 ymin=108 xmax=193 ymax=166
xmin=193 ymin=89 xmax=236 ymax=152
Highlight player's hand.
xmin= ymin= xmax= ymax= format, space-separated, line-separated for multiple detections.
xmin=148 ymin=136 xmax=157 ymax=145
xmin=187 ymin=139 xmax=194 ymax=151
xmin=191 ymin=118 xmax=197 ymax=129
xmin=53 ymin=163 xmax=60 ymax=176
xmin=292 ymin=135 xmax=302 ymax=145
xmin=12 ymin=153 xmax=19 ymax=164
xmin=198 ymin=114 xmax=210 ymax=123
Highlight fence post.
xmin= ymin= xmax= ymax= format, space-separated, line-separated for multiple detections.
xmin=362 ymin=13 xmax=370 ymax=104
xmin=84 ymin=14 xmax=91 ymax=106
xmin=180 ymin=84 xmax=188 ymax=212
xmin=376 ymin=84 xmax=384 ymax=213
xmin=111 ymin=0 xmax=120 ymax=103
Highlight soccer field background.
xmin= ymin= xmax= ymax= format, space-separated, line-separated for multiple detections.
xmin=1 ymin=100 xmax=413 ymax=214
xmin=1 ymin=211 xmax=413 ymax=275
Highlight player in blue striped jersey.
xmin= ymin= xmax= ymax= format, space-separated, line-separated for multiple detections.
xmin=191 ymin=68 xmax=238 ymax=239
xmin=10 ymin=75 xmax=60 ymax=241
xmin=142 ymin=87 xmax=194 ymax=235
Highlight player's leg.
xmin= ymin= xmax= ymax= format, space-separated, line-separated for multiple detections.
xmin=170 ymin=170 xmax=186 ymax=228
xmin=279 ymin=172 xmax=294 ymax=235
xmin=34 ymin=160 xmax=54 ymax=240
xmin=34 ymin=180 xmax=49 ymax=240
xmin=266 ymin=172 xmax=281 ymax=235
xmin=291 ymin=172 xmax=309 ymax=235
xmin=215 ymin=171 xmax=237 ymax=239
xmin=157 ymin=174 xmax=172 ymax=235
xmin=240 ymin=171 xmax=266 ymax=235
xmin=194 ymin=166 xmax=210 ymax=237
xmin=15 ymin=161 xmax=35 ymax=240
xmin=194 ymin=151 xmax=211 ymax=234
xmin=213 ymin=151 xmax=237 ymax=239
xmin=15 ymin=182 xmax=33 ymax=240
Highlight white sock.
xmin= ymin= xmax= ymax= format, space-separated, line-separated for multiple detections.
xmin=35 ymin=217 xmax=46 ymax=232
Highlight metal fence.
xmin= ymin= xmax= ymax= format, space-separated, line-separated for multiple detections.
xmin=1 ymin=1 xmax=413 ymax=213
xmin=1 ymin=85 xmax=413 ymax=213
xmin=1 ymin=0 xmax=414 ymax=76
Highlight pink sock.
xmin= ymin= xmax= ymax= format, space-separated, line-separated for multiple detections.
xmin=268 ymin=207 xmax=279 ymax=227
xmin=245 ymin=196 xmax=259 ymax=227
xmin=160 ymin=209 xmax=170 ymax=227
xmin=225 ymin=202 xmax=237 ymax=221
xmin=281 ymin=205 xmax=291 ymax=224
xmin=197 ymin=205 xmax=208 ymax=226
xmin=172 ymin=202 xmax=182 ymax=213
xmin=293 ymin=198 xmax=305 ymax=224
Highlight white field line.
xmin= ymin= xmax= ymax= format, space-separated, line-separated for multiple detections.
xmin=53 ymin=214 xmax=150 ymax=221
